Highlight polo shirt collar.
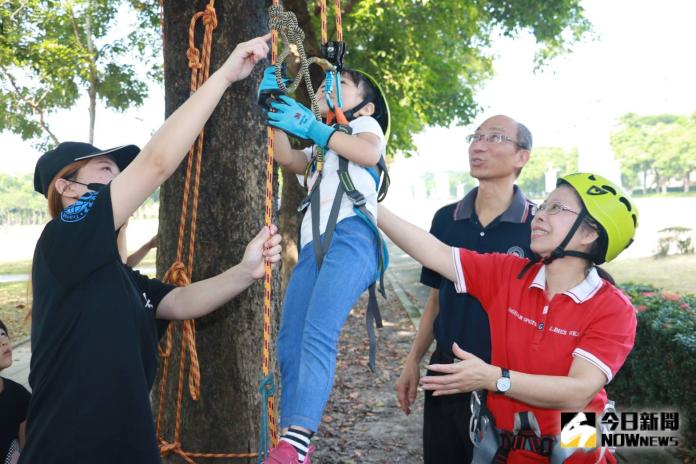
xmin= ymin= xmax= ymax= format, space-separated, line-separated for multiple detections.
xmin=529 ymin=266 xmax=604 ymax=303
xmin=453 ymin=185 xmax=532 ymax=223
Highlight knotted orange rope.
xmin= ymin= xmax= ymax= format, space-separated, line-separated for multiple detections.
xmin=262 ymin=0 xmax=281 ymax=449
xmin=155 ymin=1 xmax=281 ymax=462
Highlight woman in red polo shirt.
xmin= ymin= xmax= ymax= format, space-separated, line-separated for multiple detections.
xmin=378 ymin=173 xmax=638 ymax=463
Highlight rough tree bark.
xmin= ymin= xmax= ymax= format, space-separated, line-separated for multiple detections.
xmin=154 ymin=1 xmax=280 ymax=460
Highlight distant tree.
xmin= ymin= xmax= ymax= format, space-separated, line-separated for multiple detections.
xmin=666 ymin=116 xmax=696 ymax=192
xmin=0 ymin=0 xmax=161 ymax=149
xmin=0 ymin=172 xmax=48 ymax=224
xmin=518 ymin=146 xmax=578 ymax=198
xmin=611 ymin=113 xmax=696 ymax=193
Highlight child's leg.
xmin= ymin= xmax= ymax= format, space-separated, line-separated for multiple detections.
xmin=284 ymin=216 xmax=378 ymax=431
xmin=277 ymin=243 xmax=319 ymax=429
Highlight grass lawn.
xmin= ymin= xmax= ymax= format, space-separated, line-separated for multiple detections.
xmin=0 ymin=260 xmax=33 ymax=275
xmin=0 ymin=251 xmax=156 ymax=341
xmin=605 ymin=254 xmax=696 ymax=294
xmin=0 ymin=251 xmax=156 ymax=275
xmin=0 ymin=282 xmax=32 ymax=341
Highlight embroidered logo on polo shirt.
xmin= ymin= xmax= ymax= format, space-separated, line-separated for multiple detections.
xmin=548 ymin=325 xmax=580 ymax=337
xmin=142 ymin=292 xmax=153 ymax=310
xmin=507 ymin=307 xmax=538 ymax=328
xmin=60 ymin=191 xmax=98 ymax=223
xmin=506 ymin=246 xmax=526 ymax=258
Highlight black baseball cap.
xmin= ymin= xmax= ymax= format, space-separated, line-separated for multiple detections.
xmin=34 ymin=142 xmax=140 ymax=197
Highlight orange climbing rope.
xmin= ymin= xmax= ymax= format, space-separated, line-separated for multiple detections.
xmin=320 ymin=0 xmax=343 ymax=43
xmin=154 ymin=2 xmax=258 ymax=462
xmin=262 ymin=0 xmax=281 ymax=450
xmin=153 ymin=1 xmax=346 ymax=461
xmin=320 ymin=0 xmax=348 ymax=125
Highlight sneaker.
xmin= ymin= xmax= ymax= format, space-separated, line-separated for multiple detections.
xmin=263 ymin=441 xmax=316 ymax=464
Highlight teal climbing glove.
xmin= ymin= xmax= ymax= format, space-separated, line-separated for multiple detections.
xmin=267 ymin=95 xmax=336 ymax=149
xmin=257 ymin=66 xmax=289 ymax=110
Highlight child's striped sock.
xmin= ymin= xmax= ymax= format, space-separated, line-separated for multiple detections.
xmin=280 ymin=426 xmax=314 ymax=462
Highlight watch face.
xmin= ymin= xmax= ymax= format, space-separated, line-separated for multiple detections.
xmin=497 ymin=377 xmax=511 ymax=392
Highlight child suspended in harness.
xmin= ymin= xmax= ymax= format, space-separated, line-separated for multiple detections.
xmin=258 ymin=62 xmax=390 ymax=463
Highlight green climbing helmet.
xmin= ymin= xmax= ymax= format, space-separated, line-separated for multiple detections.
xmin=557 ymin=172 xmax=639 ymax=263
xmin=345 ymin=69 xmax=391 ymax=142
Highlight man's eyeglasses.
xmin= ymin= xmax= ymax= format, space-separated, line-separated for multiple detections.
xmin=537 ymin=201 xmax=580 ymax=216
xmin=465 ymin=133 xmax=526 ymax=149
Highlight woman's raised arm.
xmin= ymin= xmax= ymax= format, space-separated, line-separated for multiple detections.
xmin=110 ymin=34 xmax=271 ymax=229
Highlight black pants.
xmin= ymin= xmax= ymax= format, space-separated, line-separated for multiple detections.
xmin=423 ymin=346 xmax=474 ymax=464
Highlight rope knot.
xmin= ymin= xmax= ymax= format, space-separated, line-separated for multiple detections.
xmin=159 ymin=440 xmax=178 ymax=456
xmin=163 ymin=261 xmax=191 ymax=287
xmin=186 ymin=48 xmax=202 ymax=70
xmin=258 ymin=374 xmax=276 ymax=397
xmin=202 ymin=4 xmax=218 ymax=28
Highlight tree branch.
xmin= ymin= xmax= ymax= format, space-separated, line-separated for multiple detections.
xmin=0 ymin=66 xmax=60 ymax=144
xmin=343 ymin=0 xmax=360 ymax=19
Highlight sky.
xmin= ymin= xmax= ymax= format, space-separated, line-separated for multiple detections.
xmin=2 ymin=0 xmax=696 ymax=174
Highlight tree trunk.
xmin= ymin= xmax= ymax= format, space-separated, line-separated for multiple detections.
xmin=154 ymin=1 xmax=279 ymax=460
xmin=642 ymin=170 xmax=647 ymax=195
xmin=684 ymin=171 xmax=691 ymax=193
xmin=88 ymin=85 xmax=96 ymax=144
xmin=86 ymin=4 xmax=97 ymax=144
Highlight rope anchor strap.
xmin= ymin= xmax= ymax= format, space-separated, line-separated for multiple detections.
xmin=257 ymin=374 xmax=277 ymax=464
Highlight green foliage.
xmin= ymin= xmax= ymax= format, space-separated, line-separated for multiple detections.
xmin=0 ymin=172 xmax=48 ymax=224
xmin=608 ymin=283 xmax=696 ymax=455
xmin=0 ymin=0 xmax=161 ymax=149
xmin=303 ymin=0 xmax=590 ymax=154
xmin=517 ymin=146 xmax=578 ymax=198
xmin=0 ymin=172 xmax=158 ymax=224
xmin=2 ymin=0 xmax=589 ymax=154
xmin=611 ymin=112 xmax=696 ymax=194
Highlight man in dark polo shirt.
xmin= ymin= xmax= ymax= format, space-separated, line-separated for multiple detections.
xmin=395 ymin=115 xmax=535 ymax=463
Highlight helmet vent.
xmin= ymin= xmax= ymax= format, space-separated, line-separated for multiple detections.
xmin=619 ymin=197 xmax=632 ymax=212
xmin=588 ymin=174 xmax=597 ymax=181
xmin=602 ymin=184 xmax=617 ymax=195
xmin=631 ymin=214 xmax=637 ymax=228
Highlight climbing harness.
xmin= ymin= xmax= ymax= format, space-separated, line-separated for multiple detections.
xmin=469 ymin=391 xmax=614 ymax=463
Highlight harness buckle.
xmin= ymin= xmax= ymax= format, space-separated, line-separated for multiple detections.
xmin=297 ymin=195 xmax=311 ymax=213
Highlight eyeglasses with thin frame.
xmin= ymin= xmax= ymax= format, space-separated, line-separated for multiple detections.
xmin=465 ymin=132 xmax=527 ymax=149
xmin=537 ymin=201 xmax=580 ymax=216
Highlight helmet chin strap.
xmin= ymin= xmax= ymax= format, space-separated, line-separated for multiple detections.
xmin=517 ymin=209 xmax=594 ymax=279
xmin=342 ymin=98 xmax=371 ymax=121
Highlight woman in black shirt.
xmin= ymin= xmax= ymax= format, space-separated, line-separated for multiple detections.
xmin=21 ymin=34 xmax=277 ymax=463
